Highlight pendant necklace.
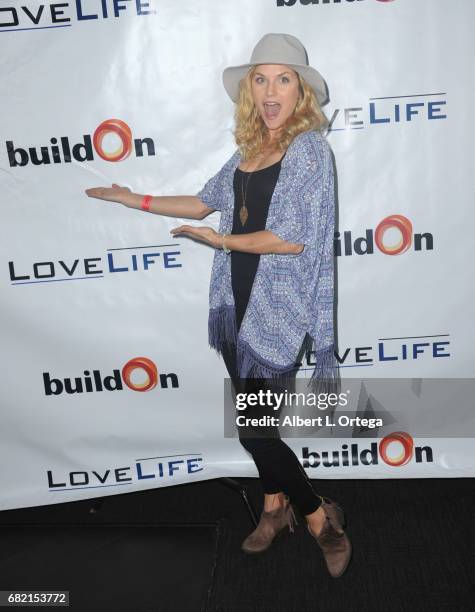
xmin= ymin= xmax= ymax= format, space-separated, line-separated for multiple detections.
xmin=239 ymin=148 xmax=272 ymax=227
xmin=239 ymin=171 xmax=252 ymax=226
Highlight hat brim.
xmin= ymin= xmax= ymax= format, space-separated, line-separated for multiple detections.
xmin=222 ymin=62 xmax=328 ymax=106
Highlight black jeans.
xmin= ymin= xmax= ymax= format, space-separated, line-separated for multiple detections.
xmin=220 ymin=336 xmax=322 ymax=517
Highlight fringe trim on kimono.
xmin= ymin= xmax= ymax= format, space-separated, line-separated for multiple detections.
xmin=236 ymin=339 xmax=299 ymax=383
xmin=303 ymin=334 xmax=342 ymax=396
xmin=208 ymin=305 xmax=237 ymax=354
xmin=209 ymin=305 xmax=341 ymax=394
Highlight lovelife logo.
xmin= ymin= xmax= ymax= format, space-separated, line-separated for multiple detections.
xmin=47 ymin=452 xmax=203 ymax=491
xmin=6 ymin=118 xmax=156 ymax=167
xmin=8 ymin=243 xmax=182 ymax=286
xmin=0 ymin=1 xmax=156 ymax=33
xmin=43 ymin=356 xmax=179 ymax=396
xmin=334 ymin=214 xmax=434 ymax=257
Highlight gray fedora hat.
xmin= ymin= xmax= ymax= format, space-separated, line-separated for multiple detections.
xmin=222 ymin=33 xmax=328 ymax=106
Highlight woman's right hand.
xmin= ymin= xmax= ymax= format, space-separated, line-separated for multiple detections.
xmin=84 ymin=183 xmax=132 ymax=206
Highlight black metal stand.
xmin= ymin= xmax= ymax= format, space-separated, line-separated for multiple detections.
xmin=217 ymin=477 xmax=258 ymax=527
xmin=88 ymin=499 xmax=103 ymax=514
xmin=87 ymin=478 xmax=259 ymax=527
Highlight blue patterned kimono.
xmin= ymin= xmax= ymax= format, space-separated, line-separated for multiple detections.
xmin=197 ymin=128 xmax=339 ymax=389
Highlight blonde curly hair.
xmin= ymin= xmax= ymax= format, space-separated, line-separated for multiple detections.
xmin=233 ymin=65 xmax=329 ymax=161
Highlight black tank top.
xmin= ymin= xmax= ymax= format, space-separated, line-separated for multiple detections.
xmin=231 ymin=154 xmax=285 ymax=327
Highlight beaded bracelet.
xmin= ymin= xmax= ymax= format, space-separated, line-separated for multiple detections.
xmin=222 ymin=233 xmax=231 ymax=254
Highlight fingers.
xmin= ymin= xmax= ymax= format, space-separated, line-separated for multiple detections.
xmin=170 ymin=226 xmax=212 ymax=246
xmin=84 ymin=186 xmax=115 ymax=199
xmin=111 ymin=183 xmax=130 ymax=192
xmin=170 ymin=225 xmax=193 ymax=235
xmin=85 ymin=187 xmax=104 ymax=198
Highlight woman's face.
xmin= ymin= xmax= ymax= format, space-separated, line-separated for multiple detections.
xmin=250 ymin=64 xmax=300 ymax=138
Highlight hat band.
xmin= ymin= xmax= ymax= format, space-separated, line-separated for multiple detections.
xmin=250 ymin=54 xmax=308 ymax=68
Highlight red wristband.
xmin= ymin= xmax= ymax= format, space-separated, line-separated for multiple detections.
xmin=141 ymin=194 xmax=152 ymax=212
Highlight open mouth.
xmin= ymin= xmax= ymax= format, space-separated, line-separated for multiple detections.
xmin=263 ymin=102 xmax=281 ymax=120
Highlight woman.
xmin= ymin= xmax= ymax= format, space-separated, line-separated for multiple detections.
xmin=85 ymin=33 xmax=351 ymax=578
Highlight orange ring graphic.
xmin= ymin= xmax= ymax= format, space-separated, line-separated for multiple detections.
xmin=122 ymin=357 xmax=158 ymax=392
xmin=379 ymin=431 xmax=414 ymax=466
xmin=93 ymin=118 xmax=132 ymax=162
xmin=374 ymin=214 xmax=413 ymax=255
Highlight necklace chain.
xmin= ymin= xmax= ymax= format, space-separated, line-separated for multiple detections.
xmin=239 ymin=146 xmax=277 ymax=227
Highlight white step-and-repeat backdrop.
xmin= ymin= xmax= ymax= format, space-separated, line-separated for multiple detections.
xmin=1 ymin=0 xmax=474 ymax=510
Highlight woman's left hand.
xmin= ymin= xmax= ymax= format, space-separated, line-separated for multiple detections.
xmin=170 ymin=225 xmax=222 ymax=249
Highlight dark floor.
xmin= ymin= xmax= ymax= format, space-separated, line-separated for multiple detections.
xmin=0 ymin=477 xmax=474 ymax=612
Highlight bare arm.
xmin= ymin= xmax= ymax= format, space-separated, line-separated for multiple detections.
xmin=84 ymin=183 xmax=215 ymax=220
xmin=85 ymin=185 xmax=302 ymax=254
xmin=121 ymin=192 xmax=215 ymax=220
xmin=220 ymin=230 xmax=303 ymax=255
xmin=170 ymin=225 xmax=304 ymax=255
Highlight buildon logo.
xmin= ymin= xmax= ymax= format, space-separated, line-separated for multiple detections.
xmin=302 ymin=431 xmax=433 ymax=468
xmin=335 ymin=214 xmax=434 ymax=256
xmin=6 ymin=118 xmax=156 ymax=167
xmin=43 ymin=357 xmax=179 ymax=396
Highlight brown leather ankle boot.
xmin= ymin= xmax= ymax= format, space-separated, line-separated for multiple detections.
xmin=307 ymin=497 xmax=352 ymax=577
xmin=241 ymin=495 xmax=298 ymax=554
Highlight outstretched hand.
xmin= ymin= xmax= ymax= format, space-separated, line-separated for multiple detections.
xmin=170 ymin=225 xmax=222 ymax=249
xmin=84 ymin=183 xmax=131 ymax=205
